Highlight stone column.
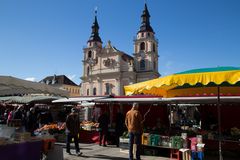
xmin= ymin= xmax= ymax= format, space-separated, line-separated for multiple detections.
xmin=97 ymin=77 xmax=102 ymax=95
xmin=116 ymin=77 xmax=121 ymax=95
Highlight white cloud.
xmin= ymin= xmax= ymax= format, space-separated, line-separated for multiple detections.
xmin=67 ymin=74 xmax=76 ymax=81
xmin=25 ymin=77 xmax=37 ymax=82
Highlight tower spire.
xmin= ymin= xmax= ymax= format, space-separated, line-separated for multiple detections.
xmin=88 ymin=7 xmax=102 ymax=43
xmin=138 ymin=3 xmax=154 ymax=33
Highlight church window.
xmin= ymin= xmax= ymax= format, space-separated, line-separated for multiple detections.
xmin=153 ymin=43 xmax=156 ymax=52
xmin=141 ymin=32 xmax=144 ymax=37
xmin=88 ymin=51 xmax=92 ymax=58
xmin=105 ymin=83 xmax=111 ymax=95
xmin=87 ymin=89 xmax=89 ymax=95
xmin=87 ymin=66 xmax=90 ymax=76
xmin=140 ymin=59 xmax=145 ymax=70
xmin=147 ymin=33 xmax=150 ymax=37
xmin=140 ymin=42 xmax=145 ymax=51
xmin=93 ymin=87 xmax=97 ymax=95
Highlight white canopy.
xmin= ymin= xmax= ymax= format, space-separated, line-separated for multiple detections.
xmin=52 ymin=96 xmax=108 ymax=103
xmin=94 ymin=97 xmax=163 ymax=103
xmin=0 ymin=76 xmax=69 ymax=97
xmin=93 ymin=95 xmax=240 ymax=104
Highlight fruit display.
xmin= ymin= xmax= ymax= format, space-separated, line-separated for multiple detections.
xmin=36 ymin=123 xmax=66 ymax=132
xmin=80 ymin=120 xmax=99 ymax=131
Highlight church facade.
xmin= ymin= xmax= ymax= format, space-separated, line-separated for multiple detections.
xmin=80 ymin=4 xmax=160 ymax=96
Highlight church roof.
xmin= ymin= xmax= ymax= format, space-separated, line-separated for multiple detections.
xmin=102 ymin=40 xmax=133 ymax=60
xmin=40 ymin=75 xmax=78 ymax=86
xmin=103 ymin=40 xmax=120 ymax=52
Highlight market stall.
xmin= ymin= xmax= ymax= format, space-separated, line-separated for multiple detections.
xmin=51 ymin=96 xmax=109 ymax=143
xmin=124 ymin=67 xmax=240 ymax=159
xmin=0 ymin=76 xmax=69 ymax=160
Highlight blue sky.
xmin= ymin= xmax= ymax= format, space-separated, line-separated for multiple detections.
xmin=1 ymin=0 xmax=240 ymax=84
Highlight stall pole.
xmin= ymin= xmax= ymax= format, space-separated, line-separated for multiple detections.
xmin=217 ymin=86 xmax=223 ymax=160
xmin=109 ymin=102 xmax=113 ymax=126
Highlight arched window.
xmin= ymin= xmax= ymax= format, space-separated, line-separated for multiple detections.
xmin=153 ymin=43 xmax=156 ymax=52
xmin=87 ymin=89 xmax=89 ymax=95
xmin=93 ymin=88 xmax=97 ymax=95
xmin=87 ymin=66 xmax=90 ymax=76
xmin=140 ymin=42 xmax=145 ymax=51
xmin=105 ymin=83 xmax=111 ymax=95
xmin=140 ymin=59 xmax=145 ymax=70
xmin=88 ymin=50 xmax=92 ymax=58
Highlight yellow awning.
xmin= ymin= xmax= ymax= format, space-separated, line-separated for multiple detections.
xmin=124 ymin=67 xmax=240 ymax=97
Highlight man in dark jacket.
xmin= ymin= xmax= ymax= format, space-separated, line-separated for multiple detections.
xmin=26 ymin=107 xmax=37 ymax=136
xmin=98 ymin=111 xmax=109 ymax=147
xmin=66 ymin=108 xmax=82 ymax=156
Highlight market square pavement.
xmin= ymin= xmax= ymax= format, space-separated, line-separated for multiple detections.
xmin=60 ymin=142 xmax=170 ymax=160
xmin=56 ymin=142 xmax=238 ymax=160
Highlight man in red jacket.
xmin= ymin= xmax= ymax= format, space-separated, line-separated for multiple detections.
xmin=125 ymin=103 xmax=143 ymax=160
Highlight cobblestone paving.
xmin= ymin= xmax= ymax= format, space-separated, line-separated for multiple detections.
xmin=63 ymin=143 xmax=170 ymax=160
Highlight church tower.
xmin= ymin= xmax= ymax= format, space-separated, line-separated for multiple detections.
xmin=80 ymin=10 xmax=135 ymax=96
xmin=81 ymin=11 xmax=102 ymax=96
xmin=133 ymin=3 xmax=160 ymax=82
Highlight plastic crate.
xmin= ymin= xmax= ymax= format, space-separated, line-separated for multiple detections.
xmin=171 ymin=136 xmax=183 ymax=149
xmin=149 ymin=134 xmax=160 ymax=146
xmin=142 ymin=133 xmax=150 ymax=145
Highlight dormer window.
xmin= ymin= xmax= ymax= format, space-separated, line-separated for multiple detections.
xmin=46 ymin=80 xmax=50 ymax=84
xmin=140 ymin=59 xmax=145 ymax=70
xmin=140 ymin=42 xmax=145 ymax=51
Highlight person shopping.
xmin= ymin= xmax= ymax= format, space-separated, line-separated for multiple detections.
xmin=65 ymin=108 xmax=82 ymax=156
xmin=98 ymin=111 xmax=109 ymax=147
xmin=125 ymin=103 xmax=143 ymax=160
